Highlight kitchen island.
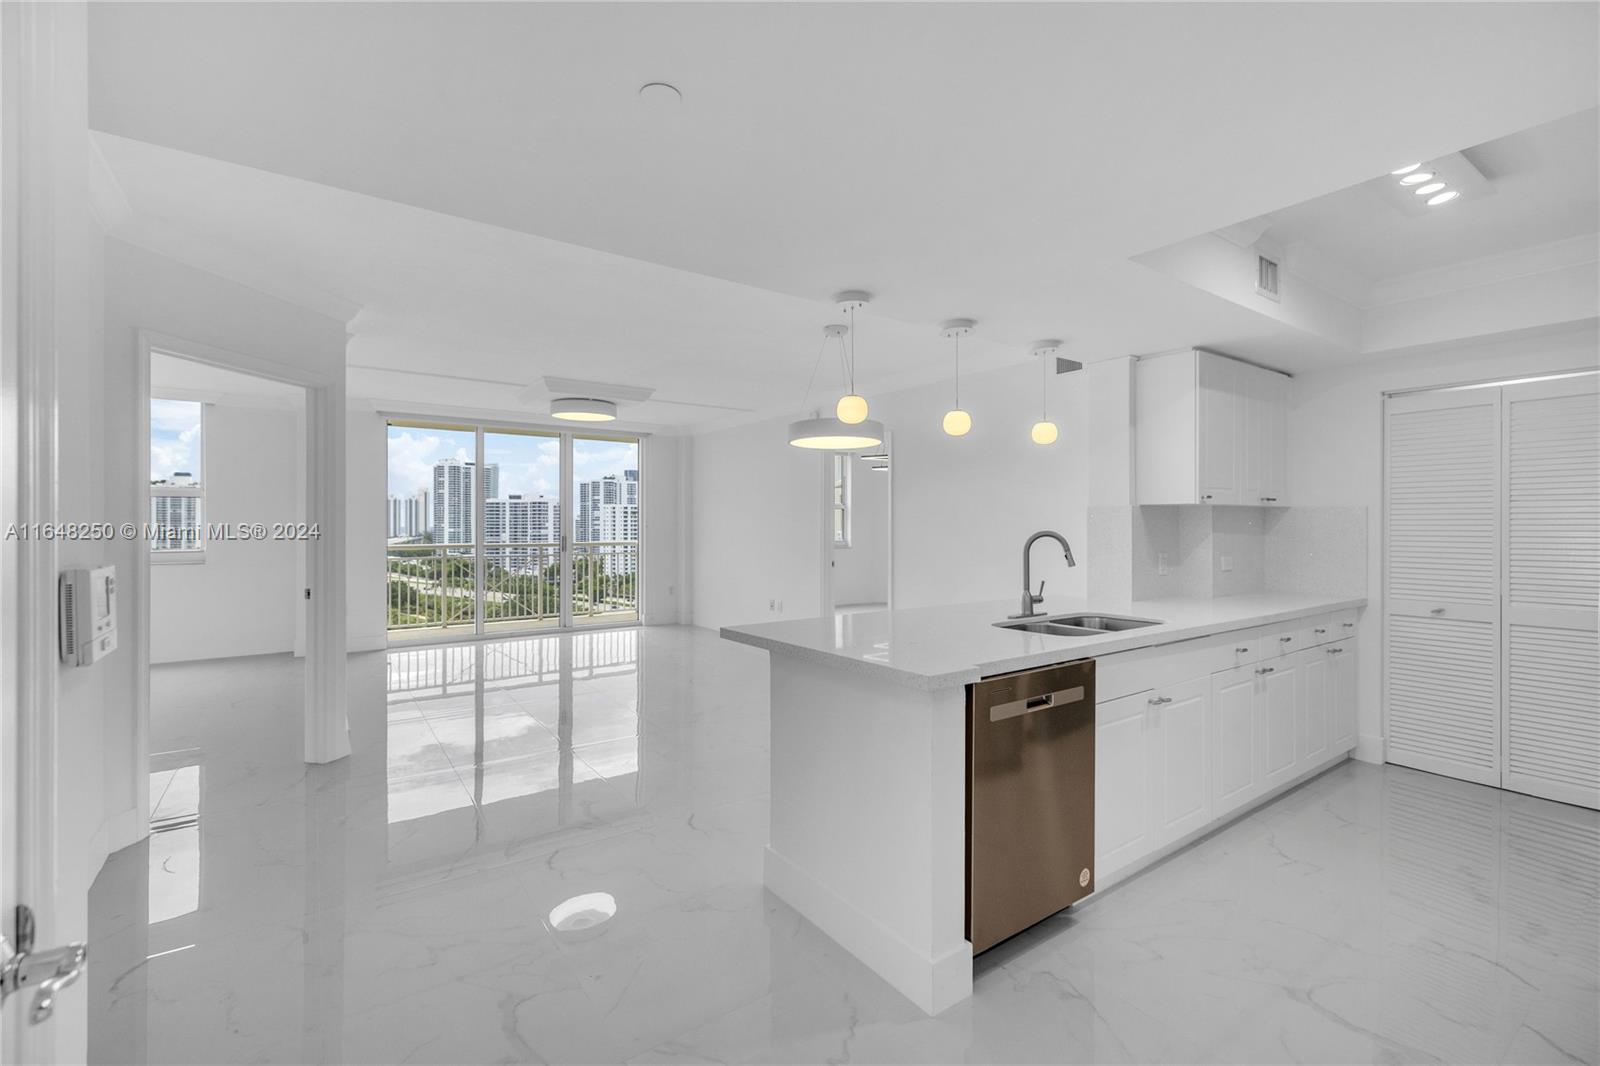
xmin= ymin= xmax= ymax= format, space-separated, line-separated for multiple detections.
xmin=721 ymin=592 xmax=1366 ymax=1014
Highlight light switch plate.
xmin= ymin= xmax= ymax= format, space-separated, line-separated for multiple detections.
xmin=1219 ymin=554 xmax=1234 ymax=573
xmin=1157 ymin=552 xmax=1169 ymax=576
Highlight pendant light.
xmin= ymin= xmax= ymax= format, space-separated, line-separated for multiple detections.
xmin=939 ymin=319 xmax=975 ymax=437
xmin=833 ymin=291 xmax=871 ymax=424
xmin=1030 ymin=340 xmax=1062 ymax=445
xmin=788 ymin=323 xmax=885 ymax=450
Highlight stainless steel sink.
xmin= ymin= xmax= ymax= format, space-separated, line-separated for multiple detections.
xmin=1047 ymin=614 xmax=1162 ymax=632
xmin=994 ymin=612 xmax=1163 ymax=637
xmin=997 ymin=620 xmax=1104 ymax=637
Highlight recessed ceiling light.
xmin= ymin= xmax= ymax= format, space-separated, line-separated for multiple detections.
xmin=551 ymin=397 xmax=618 ymax=422
xmin=1391 ymin=163 xmax=1422 ymax=175
xmin=1399 ymin=171 xmax=1435 ymax=185
xmin=1427 ymin=190 xmax=1461 ymax=206
xmin=1413 ymin=182 xmax=1446 ymax=196
xmin=638 ymin=81 xmax=682 ymax=106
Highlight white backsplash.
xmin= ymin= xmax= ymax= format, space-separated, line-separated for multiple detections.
xmin=1090 ymin=504 xmax=1366 ymax=602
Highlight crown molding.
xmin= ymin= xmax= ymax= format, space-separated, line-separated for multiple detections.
xmin=1367 ymin=234 xmax=1599 ymax=308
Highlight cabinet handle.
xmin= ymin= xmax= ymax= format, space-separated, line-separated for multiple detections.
xmin=1255 ymin=666 xmax=1276 ymax=675
xmin=1314 ymin=628 xmax=1327 ymax=635
xmin=1147 ymin=695 xmax=1173 ymax=705
xmin=1260 ymin=496 xmax=1277 ymax=502
xmin=1201 ymin=495 xmax=1213 ymax=501
xmin=1279 ymin=636 xmax=1293 ymax=643
xmin=1341 ymin=622 xmax=1354 ymax=629
xmin=1235 ymin=647 xmax=1250 ymax=654
xmin=1327 ymin=647 xmax=1344 ymax=655
xmin=1430 ymin=607 xmax=1446 ymax=615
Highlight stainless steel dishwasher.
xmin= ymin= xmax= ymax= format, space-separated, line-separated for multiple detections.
xmin=967 ymin=658 xmax=1095 ymax=954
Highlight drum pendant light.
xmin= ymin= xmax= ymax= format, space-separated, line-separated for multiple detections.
xmin=788 ymin=322 xmax=884 ymax=451
xmin=1030 ymin=340 xmax=1061 ymax=445
xmin=940 ymin=319 xmax=975 ymax=437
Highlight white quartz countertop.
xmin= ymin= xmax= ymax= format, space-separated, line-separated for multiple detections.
xmin=720 ymin=593 xmax=1366 ymax=690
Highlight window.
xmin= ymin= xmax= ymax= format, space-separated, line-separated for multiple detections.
xmin=833 ymin=453 xmax=851 ymax=548
xmin=150 ymin=398 xmax=205 ymax=558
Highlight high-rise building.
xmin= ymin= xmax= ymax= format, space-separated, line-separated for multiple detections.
xmin=387 ymin=490 xmax=430 ymax=539
xmin=429 ymin=459 xmax=499 ymax=543
xmin=483 ymin=494 xmax=560 ymax=544
xmin=576 ymin=468 xmax=640 ymax=574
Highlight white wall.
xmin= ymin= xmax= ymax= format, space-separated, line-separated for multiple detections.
xmin=1288 ymin=320 xmax=1600 ymax=763
xmin=876 ymin=360 xmax=1089 ymax=613
xmin=691 ymin=418 xmax=827 ymax=630
xmin=642 ymin=433 xmax=690 ymax=625
xmin=151 ymin=400 xmax=301 ymax=663
xmin=833 ymin=454 xmax=888 ymax=607
xmin=101 ymin=238 xmax=349 ymax=874
xmin=691 ymin=358 xmax=1090 ymax=630
xmin=343 ymin=408 xmax=388 ymax=651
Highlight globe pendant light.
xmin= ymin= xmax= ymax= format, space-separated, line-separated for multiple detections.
xmin=939 ymin=318 xmax=975 ymax=436
xmin=1030 ymin=340 xmax=1061 ymax=445
xmin=834 ymin=291 xmax=871 ymax=424
xmin=788 ymin=322 xmax=885 ymax=451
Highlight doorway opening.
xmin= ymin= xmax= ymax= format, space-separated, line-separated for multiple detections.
xmin=822 ymin=442 xmax=891 ymax=617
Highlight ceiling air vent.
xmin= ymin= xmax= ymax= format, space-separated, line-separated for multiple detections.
xmin=1256 ymin=254 xmax=1281 ymax=302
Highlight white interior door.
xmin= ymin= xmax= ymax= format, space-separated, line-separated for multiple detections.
xmin=1501 ymin=376 xmax=1599 ymax=809
xmin=1383 ymin=389 xmax=1502 ymax=786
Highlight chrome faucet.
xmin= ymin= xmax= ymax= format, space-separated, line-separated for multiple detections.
xmin=1012 ymin=530 xmax=1076 ymax=618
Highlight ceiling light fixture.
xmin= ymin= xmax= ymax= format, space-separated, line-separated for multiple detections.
xmin=1427 ymin=190 xmax=1461 ymax=206
xmin=1390 ymin=163 xmax=1422 ymax=175
xmin=939 ymin=318 xmax=976 ymax=437
xmin=1413 ymin=182 xmax=1446 ymax=197
xmin=788 ymin=323 xmax=885 ymax=451
xmin=1029 ymin=341 xmax=1062 ymax=446
xmin=551 ymin=397 xmax=618 ymax=422
xmin=1399 ymin=171 xmax=1435 ymax=186
xmin=833 ymin=291 xmax=872 ymax=424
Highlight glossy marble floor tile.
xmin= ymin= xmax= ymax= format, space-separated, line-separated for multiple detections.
xmin=89 ymin=626 xmax=1598 ymax=1065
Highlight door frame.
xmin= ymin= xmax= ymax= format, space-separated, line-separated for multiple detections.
xmin=136 ymin=330 xmax=350 ymax=783
xmin=819 ymin=432 xmax=893 ymax=616
xmin=381 ymin=412 xmax=648 ymax=644
xmin=2 ymin=2 xmax=65 ymax=1059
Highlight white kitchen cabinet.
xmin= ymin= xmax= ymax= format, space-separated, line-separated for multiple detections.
xmin=1148 ymin=676 xmax=1211 ymax=848
xmin=1095 ymin=689 xmax=1157 ymax=879
xmin=1327 ymin=638 xmax=1358 ymax=755
xmin=1210 ymin=664 xmax=1259 ymax=818
xmin=1095 ymin=677 xmax=1212 ymax=881
xmin=1297 ymin=647 xmax=1331 ymax=768
xmin=1134 ymin=348 xmax=1291 ymax=506
xmin=1256 ymin=660 xmax=1299 ymax=791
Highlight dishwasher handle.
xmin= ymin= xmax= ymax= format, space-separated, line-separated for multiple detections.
xmin=991 ymin=684 xmax=1086 ymax=722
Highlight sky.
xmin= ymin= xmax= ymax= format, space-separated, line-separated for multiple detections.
xmin=150 ymin=398 xmax=203 ymax=482
xmin=387 ymin=427 xmax=638 ymax=499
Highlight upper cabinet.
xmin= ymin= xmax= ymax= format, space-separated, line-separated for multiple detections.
xmin=1135 ymin=349 xmax=1290 ymax=506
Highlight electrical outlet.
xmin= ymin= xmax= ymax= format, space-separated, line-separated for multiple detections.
xmin=769 ymin=598 xmax=776 ymax=611
xmin=1157 ymin=552 xmax=1169 ymax=577
xmin=1219 ymin=554 xmax=1234 ymax=573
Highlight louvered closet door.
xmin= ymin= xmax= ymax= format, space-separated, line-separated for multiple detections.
xmin=1502 ymin=377 xmax=1599 ymax=809
xmin=1384 ymin=390 xmax=1501 ymax=787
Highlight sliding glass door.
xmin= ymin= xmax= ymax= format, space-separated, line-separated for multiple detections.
xmin=386 ymin=420 xmax=641 ymax=642
xmin=572 ymin=434 xmax=640 ymax=627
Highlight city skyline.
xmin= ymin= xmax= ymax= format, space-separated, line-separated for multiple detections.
xmin=387 ymin=426 xmax=637 ymax=500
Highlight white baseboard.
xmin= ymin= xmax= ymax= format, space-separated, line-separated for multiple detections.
xmin=1354 ymin=731 xmax=1383 ymax=764
xmin=764 ymin=844 xmax=972 ymax=1016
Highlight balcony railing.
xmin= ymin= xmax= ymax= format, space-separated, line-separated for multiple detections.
xmin=386 ymin=540 xmax=639 ymax=636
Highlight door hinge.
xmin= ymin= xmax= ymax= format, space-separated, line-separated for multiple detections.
xmin=1 ymin=904 xmax=88 ymax=1024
